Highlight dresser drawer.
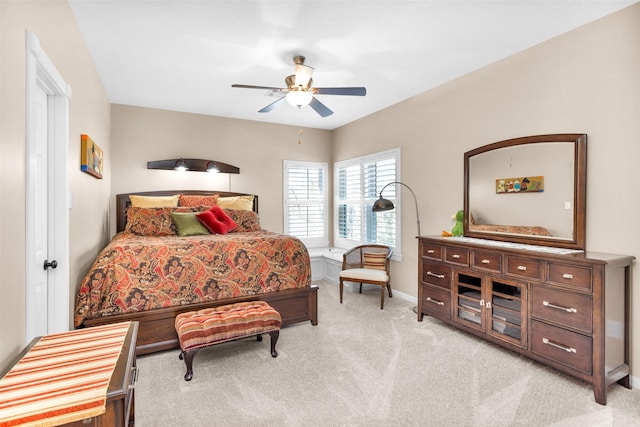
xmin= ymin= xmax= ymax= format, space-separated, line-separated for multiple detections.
xmin=505 ymin=255 xmax=543 ymax=280
xmin=444 ymin=246 xmax=469 ymax=266
xmin=548 ymin=262 xmax=592 ymax=291
xmin=421 ymin=242 xmax=443 ymax=260
xmin=531 ymin=286 xmax=592 ymax=333
xmin=421 ymin=261 xmax=451 ymax=289
xmin=421 ymin=286 xmax=451 ymax=320
xmin=471 ymin=249 xmax=502 ymax=272
xmin=530 ymin=320 xmax=592 ymax=374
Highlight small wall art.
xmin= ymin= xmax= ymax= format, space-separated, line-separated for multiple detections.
xmin=496 ymin=176 xmax=543 ymax=194
xmin=80 ymin=134 xmax=103 ymax=179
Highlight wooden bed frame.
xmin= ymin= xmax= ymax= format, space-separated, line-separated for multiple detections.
xmin=83 ymin=190 xmax=318 ymax=355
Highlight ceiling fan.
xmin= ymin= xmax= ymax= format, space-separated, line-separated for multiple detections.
xmin=232 ymin=56 xmax=366 ymax=118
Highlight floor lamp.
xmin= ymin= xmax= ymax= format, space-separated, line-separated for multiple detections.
xmin=371 ymin=181 xmax=421 ymax=314
xmin=372 ymin=181 xmax=421 ymax=237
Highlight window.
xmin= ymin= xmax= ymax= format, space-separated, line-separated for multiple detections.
xmin=334 ymin=149 xmax=400 ymax=253
xmin=283 ymin=161 xmax=328 ymax=248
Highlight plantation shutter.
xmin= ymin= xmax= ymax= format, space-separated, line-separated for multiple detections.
xmin=335 ymin=149 xmax=399 ymax=249
xmin=337 ymin=163 xmax=362 ymax=241
xmin=365 ymin=157 xmax=396 ymax=246
xmin=284 ymin=161 xmax=328 ymax=247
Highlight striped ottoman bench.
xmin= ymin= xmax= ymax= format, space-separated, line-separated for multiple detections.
xmin=175 ymin=301 xmax=282 ymax=381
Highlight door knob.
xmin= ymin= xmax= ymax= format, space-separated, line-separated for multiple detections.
xmin=44 ymin=259 xmax=58 ymax=270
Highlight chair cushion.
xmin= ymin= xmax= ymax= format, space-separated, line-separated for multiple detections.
xmin=363 ymin=252 xmax=387 ymax=270
xmin=340 ymin=268 xmax=388 ymax=282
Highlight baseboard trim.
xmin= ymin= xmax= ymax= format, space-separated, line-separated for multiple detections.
xmin=390 ymin=289 xmax=418 ymax=305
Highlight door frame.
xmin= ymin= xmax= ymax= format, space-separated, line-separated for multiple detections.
xmin=25 ymin=31 xmax=71 ymax=340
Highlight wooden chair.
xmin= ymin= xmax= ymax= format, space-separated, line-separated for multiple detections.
xmin=339 ymin=244 xmax=393 ymax=309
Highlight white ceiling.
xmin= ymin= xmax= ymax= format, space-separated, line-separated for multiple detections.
xmin=69 ymin=0 xmax=637 ymax=130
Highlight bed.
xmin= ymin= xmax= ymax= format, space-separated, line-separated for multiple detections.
xmin=74 ymin=190 xmax=318 ymax=355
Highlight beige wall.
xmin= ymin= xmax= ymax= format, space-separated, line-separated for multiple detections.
xmin=0 ymin=1 xmax=111 ymax=372
xmin=1 ymin=0 xmax=638 ymax=384
xmin=334 ymin=4 xmax=640 ymax=378
xmin=110 ymin=105 xmax=332 ymax=234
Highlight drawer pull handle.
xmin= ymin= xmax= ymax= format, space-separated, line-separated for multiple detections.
xmin=481 ymin=259 xmax=491 ymax=264
xmin=427 ymin=249 xmax=435 ymax=254
xmin=543 ymin=300 xmax=577 ymax=313
xmin=129 ymin=366 xmax=139 ymax=390
xmin=517 ymin=265 xmax=527 ymax=271
xmin=562 ymin=273 xmax=574 ymax=279
xmin=452 ymin=254 xmax=460 ymax=259
xmin=426 ymin=297 xmax=445 ymax=306
xmin=542 ymin=337 xmax=576 ymax=353
xmin=426 ymin=271 xmax=445 ymax=279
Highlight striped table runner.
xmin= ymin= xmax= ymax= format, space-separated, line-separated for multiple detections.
xmin=0 ymin=322 xmax=131 ymax=426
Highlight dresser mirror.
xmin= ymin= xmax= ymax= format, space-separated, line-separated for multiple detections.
xmin=463 ymin=134 xmax=586 ymax=250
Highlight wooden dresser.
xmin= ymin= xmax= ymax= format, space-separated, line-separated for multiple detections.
xmin=417 ymin=236 xmax=634 ymax=405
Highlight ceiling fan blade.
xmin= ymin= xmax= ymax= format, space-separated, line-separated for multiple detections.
xmin=309 ymin=97 xmax=333 ymax=117
xmin=232 ymin=84 xmax=285 ymax=91
xmin=314 ymin=87 xmax=367 ymax=96
xmin=258 ymin=97 xmax=286 ymax=113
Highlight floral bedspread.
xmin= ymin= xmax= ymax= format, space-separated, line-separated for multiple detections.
xmin=74 ymin=231 xmax=311 ymax=327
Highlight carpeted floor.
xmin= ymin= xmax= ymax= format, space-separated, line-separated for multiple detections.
xmin=135 ymin=281 xmax=640 ymax=426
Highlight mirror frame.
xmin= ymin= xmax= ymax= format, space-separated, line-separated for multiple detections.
xmin=463 ymin=134 xmax=587 ymax=250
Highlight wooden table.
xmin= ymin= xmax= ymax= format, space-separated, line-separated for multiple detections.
xmin=0 ymin=322 xmax=138 ymax=427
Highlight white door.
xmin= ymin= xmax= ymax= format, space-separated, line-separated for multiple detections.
xmin=25 ymin=83 xmax=50 ymax=338
xmin=26 ymin=32 xmax=71 ymax=343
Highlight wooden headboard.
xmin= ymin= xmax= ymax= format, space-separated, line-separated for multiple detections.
xmin=116 ymin=190 xmax=259 ymax=233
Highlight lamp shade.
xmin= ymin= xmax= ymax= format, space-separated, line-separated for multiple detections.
xmin=372 ymin=181 xmax=421 ymax=237
xmin=294 ymin=64 xmax=314 ymax=87
xmin=372 ymin=196 xmax=395 ymax=212
xmin=286 ymin=90 xmax=313 ymax=108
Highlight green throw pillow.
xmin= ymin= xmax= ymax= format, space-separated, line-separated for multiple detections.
xmin=170 ymin=212 xmax=210 ymax=237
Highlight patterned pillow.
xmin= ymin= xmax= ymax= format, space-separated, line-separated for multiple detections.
xmin=224 ymin=209 xmax=262 ymax=232
xmin=178 ymin=194 xmax=219 ymax=207
xmin=363 ymin=252 xmax=387 ymax=270
xmin=125 ymin=207 xmax=199 ymax=236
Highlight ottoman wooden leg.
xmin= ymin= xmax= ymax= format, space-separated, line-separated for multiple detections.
xmin=268 ymin=330 xmax=279 ymax=358
xmin=179 ymin=349 xmax=197 ymax=381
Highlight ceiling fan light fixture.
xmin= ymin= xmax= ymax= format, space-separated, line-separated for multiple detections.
xmin=232 ymin=55 xmax=365 ymax=117
xmin=294 ymin=64 xmax=314 ymax=87
xmin=286 ymin=90 xmax=313 ymax=108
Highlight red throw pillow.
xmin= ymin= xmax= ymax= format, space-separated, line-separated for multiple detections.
xmin=209 ymin=205 xmax=238 ymax=232
xmin=196 ymin=210 xmax=228 ymax=234
xmin=196 ymin=206 xmax=238 ymax=234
